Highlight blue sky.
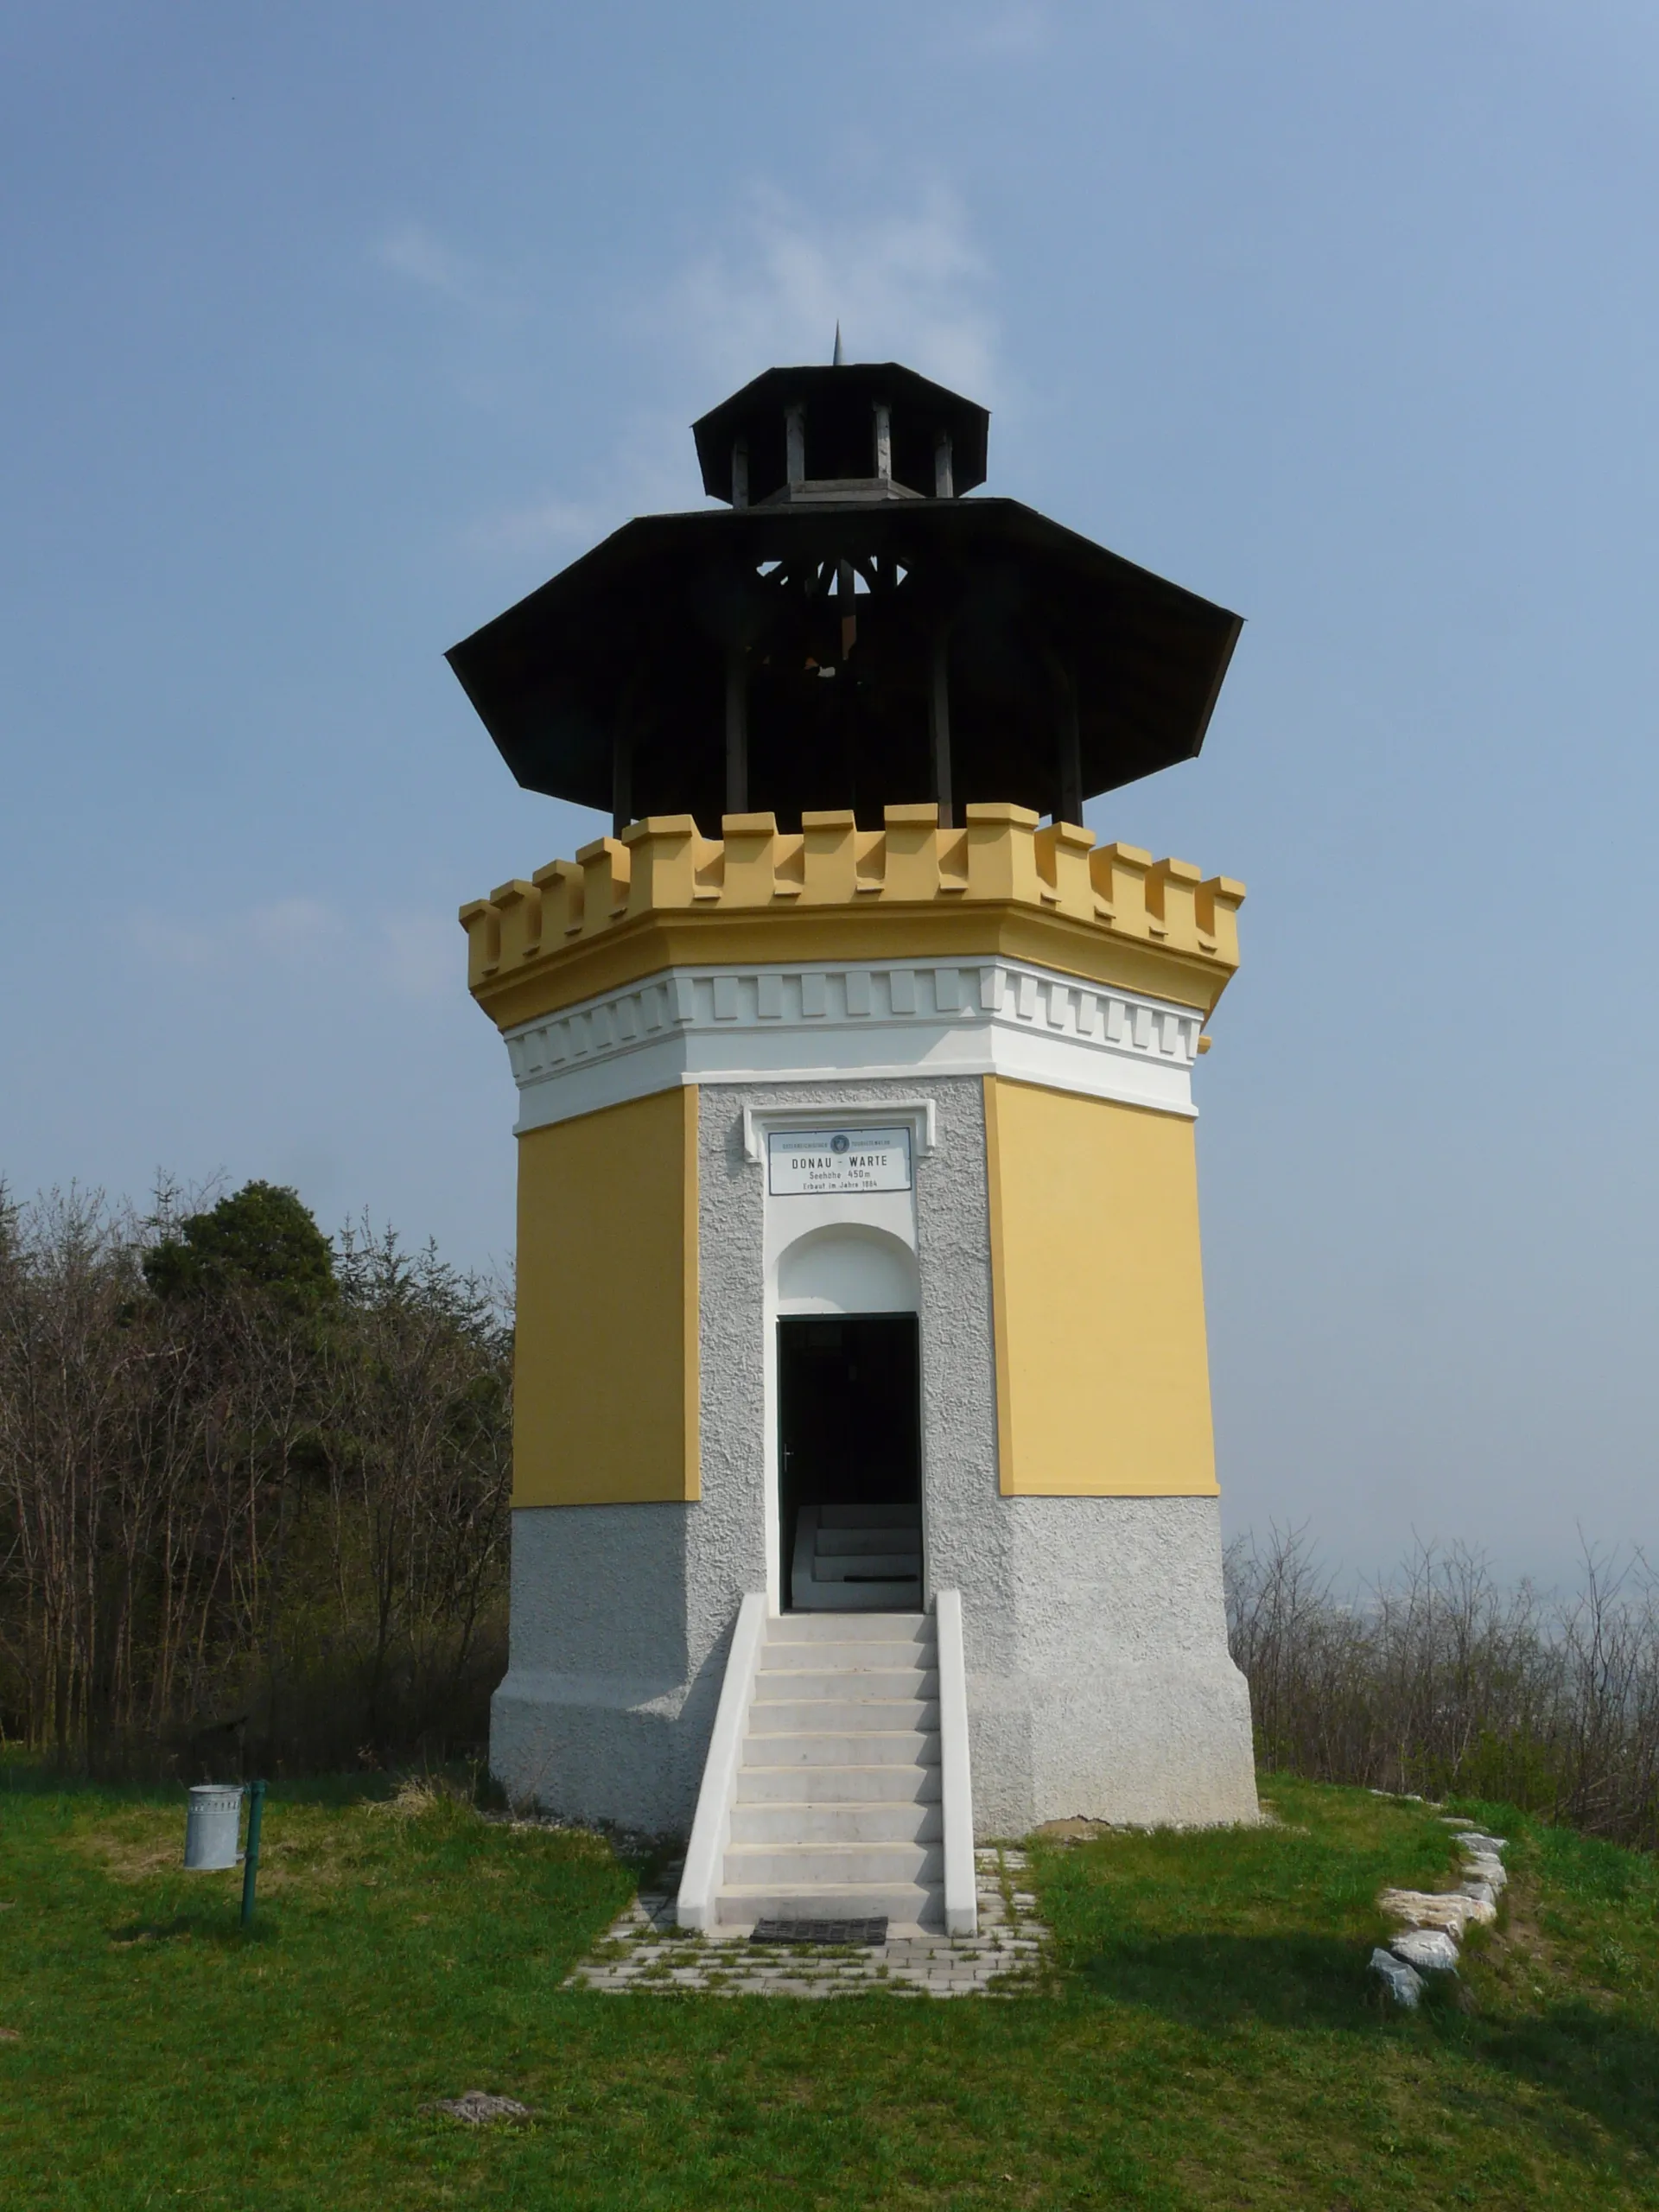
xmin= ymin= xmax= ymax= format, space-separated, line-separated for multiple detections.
xmin=3 ymin=1 xmax=1656 ymax=1579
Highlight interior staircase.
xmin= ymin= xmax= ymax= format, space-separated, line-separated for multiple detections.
xmin=789 ymin=1501 xmax=923 ymax=1611
xmin=715 ymin=1610 xmax=944 ymax=1931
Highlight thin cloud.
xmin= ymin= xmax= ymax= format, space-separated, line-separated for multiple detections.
xmin=380 ymin=223 xmax=461 ymax=291
xmin=664 ymin=183 xmax=1001 ymax=404
xmin=964 ymin=2 xmax=1055 ymax=55
xmin=373 ymin=913 xmax=455 ymax=1003
xmin=124 ymin=900 xmax=451 ymax=1002
xmin=127 ymin=899 xmax=333 ymax=975
xmin=461 ymin=414 xmax=705 ymax=560
xmin=462 ymin=496 xmax=608 ymax=557
xmin=126 ymin=912 xmax=229 ymax=972
xmin=248 ymin=898 xmax=334 ymax=957
xmin=461 ymin=182 xmax=1004 ymax=562
xmin=375 ymin=222 xmax=520 ymax=320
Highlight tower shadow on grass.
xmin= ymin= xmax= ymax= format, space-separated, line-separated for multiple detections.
xmin=1073 ymin=1931 xmax=1659 ymax=2162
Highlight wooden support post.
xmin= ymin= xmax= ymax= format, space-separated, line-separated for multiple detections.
xmin=873 ymin=401 xmax=892 ymax=484
xmin=1058 ymin=668 xmax=1083 ymax=827
xmin=929 ymin=630 xmax=954 ymax=830
xmin=934 ymin=430 xmax=954 ymax=499
xmin=731 ymin=436 xmax=749 ymax=510
xmin=611 ymin=719 xmax=633 ymax=837
xmin=785 ymin=402 xmax=806 ymax=486
xmin=725 ymin=646 xmax=748 ymax=814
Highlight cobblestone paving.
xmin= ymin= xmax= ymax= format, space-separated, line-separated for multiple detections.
xmin=565 ymin=1847 xmax=1051 ymax=1998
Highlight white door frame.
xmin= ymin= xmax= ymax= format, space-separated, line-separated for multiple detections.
xmin=750 ymin=1105 xmax=932 ymax=1615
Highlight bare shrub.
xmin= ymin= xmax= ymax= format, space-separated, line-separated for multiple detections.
xmin=1226 ymin=1523 xmax=1659 ymax=1850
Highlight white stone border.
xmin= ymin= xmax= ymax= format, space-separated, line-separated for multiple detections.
xmin=676 ymin=1592 xmax=768 ymax=1933
xmin=936 ymin=1590 xmax=977 ymax=1938
xmin=505 ymin=957 xmax=1205 ymax=1132
xmin=749 ymin=1100 xmax=928 ymax=1614
xmin=1370 ymin=1812 xmax=1510 ymax=2005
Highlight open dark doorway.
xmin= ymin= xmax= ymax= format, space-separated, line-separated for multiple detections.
xmin=777 ymin=1313 xmax=922 ymax=1611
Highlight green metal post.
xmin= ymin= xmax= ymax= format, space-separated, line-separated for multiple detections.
xmin=240 ymin=1780 xmax=266 ymax=1928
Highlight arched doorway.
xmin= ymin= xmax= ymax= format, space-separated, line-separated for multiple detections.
xmin=774 ymin=1229 xmax=923 ymax=1610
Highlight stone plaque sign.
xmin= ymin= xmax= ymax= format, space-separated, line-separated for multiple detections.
xmin=767 ymin=1127 xmax=912 ymax=1196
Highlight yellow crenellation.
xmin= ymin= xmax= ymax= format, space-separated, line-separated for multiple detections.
xmin=461 ymin=804 xmax=1244 ymax=1012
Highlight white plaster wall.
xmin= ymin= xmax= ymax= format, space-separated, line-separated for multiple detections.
xmin=776 ymin=1227 xmax=919 ymax=1315
xmin=703 ymin=1079 xmax=951 ymax=1617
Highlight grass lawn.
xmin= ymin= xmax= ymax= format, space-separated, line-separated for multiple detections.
xmin=1 ymin=1767 xmax=1656 ymax=2209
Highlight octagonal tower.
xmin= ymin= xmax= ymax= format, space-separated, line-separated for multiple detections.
xmin=454 ymin=353 xmax=1258 ymax=1929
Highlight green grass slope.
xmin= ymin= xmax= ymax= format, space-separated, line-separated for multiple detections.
xmin=0 ymin=1769 xmax=1654 ymax=2209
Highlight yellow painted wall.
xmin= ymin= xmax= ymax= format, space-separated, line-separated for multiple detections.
xmin=983 ymin=1077 xmax=1218 ymax=1497
xmin=512 ymin=1086 xmax=699 ymax=1506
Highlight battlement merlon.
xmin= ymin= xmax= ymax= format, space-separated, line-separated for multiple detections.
xmin=460 ymin=805 xmax=1244 ymax=1033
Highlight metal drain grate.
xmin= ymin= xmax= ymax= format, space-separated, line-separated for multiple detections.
xmin=751 ymin=1916 xmax=889 ymax=1947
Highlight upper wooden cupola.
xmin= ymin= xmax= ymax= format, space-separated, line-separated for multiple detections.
xmin=690 ymin=360 xmax=988 ymax=508
xmin=447 ymin=352 xmax=1241 ymax=837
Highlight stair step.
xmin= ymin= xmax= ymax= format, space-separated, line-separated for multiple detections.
xmin=791 ymin=1580 xmax=924 ymax=1612
xmin=810 ymin=1552 xmax=922 ymax=1580
xmin=747 ymin=1697 xmax=939 ymax=1733
xmin=759 ymin=1638 xmax=931 ymax=1672
xmin=819 ymin=1503 xmax=920 ymax=1529
xmin=735 ymin=1762 xmax=940 ymax=1804
xmin=723 ymin=1841 xmax=944 ymax=1888
xmin=715 ymin=1881 xmax=942 ymax=1930
xmin=743 ymin=1729 xmax=939 ymax=1768
xmin=815 ymin=1529 xmax=925 ymax=1557
xmin=753 ymin=1668 xmax=937 ymax=1702
xmin=767 ymin=1612 xmax=926 ymax=1641
xmin=729 ymin=1800 xmax=943 ymax=1846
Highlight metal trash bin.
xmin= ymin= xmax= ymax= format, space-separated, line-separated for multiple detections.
xmin=183 ymin=1783 xmax=243 ymax=1870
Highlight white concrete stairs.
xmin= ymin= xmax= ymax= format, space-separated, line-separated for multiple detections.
xmin=719 ymin=1611 xmax=944 ymax=1931
xmin=790 ymin=1501 xmax=923 ymax=1611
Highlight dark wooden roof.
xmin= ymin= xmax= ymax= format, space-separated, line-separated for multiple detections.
xmin=447 ymin=496 xmax=1241 ymax=832
xmin=692 ymin=364 xmax=989 ymax=505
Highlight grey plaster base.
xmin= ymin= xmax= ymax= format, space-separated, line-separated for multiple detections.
xmin=957 ymin=1497 xmax=1259 ymax=1834
xmin=490 ymin=1497 xmax=761 ymax=1834
xmin=967 ymin=1653 xmax=1257 ymax=1834
xmin=492 ymin=1497 xmax=1256 ymax=1837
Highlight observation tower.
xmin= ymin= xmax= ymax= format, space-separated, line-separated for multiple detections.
xmin=454 ymin=351 xmax=1258 ymax=1936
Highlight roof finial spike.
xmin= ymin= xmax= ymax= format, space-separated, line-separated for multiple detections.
xmin=832 ymin=321 xmax=845 ymax=366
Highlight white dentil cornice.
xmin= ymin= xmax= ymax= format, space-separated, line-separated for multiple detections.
xmin=505 ymin=957 xmax=1205 ymax=1132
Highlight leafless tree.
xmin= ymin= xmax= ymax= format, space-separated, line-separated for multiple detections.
xmin=0 ymin=1182 xmax=511 ymax=1777
xmin=1227 ymin=1524 xmax=1659 ymax=1849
